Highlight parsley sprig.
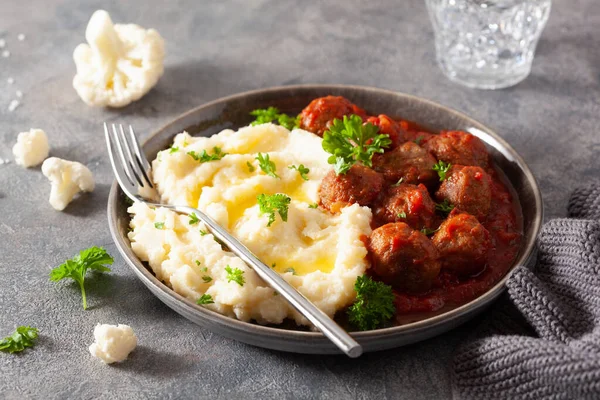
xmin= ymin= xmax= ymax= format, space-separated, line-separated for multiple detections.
xmin=256 ymin=153 xmax=279 ymax=178
xmin=250 ymin=107 xmax=300 ymax=130
xmin=322 ymin=115 xmax=392 ymax=175
xmin=49 ymin=246 xmax=114 ymax=310
xmin=257 ymin=193 xmax=291 ymax=227
xmin=0 ymin=326 xmax=39 ymax=354
xmin=197 ymin=294 xmax=214 ymax=305
xmin=435 ymin=200 xmax=454 ymax=216
xmin=188 ymin=147 xmax=227 ymax=163
xmin=433 ymin=160 xmax=452 ymax=181
xmin=288 ymin=164 xmax=310 ymax=180
xmin=189 ymin=213 xmax=200 ymax=225
xmin=225 ymin=265 xmax=245 ymax=286
xmin=347 ymin=275 xmax=395 ymax=331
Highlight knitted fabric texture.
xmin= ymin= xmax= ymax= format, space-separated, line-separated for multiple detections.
xmin=453 ymin=185 xmax=600 ymax=399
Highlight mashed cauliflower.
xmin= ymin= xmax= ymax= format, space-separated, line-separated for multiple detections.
xmin=128 ymin=123 xmax=372 ymax=326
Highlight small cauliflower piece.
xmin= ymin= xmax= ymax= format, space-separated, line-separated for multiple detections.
xmin=89 ymin=324 xmax=137 ymax=364
xmin=12 ymin=129 xmax=49 ymax=167
xmin=41 ymin=157 xmax=95 ymax=211
xmin=73 ymin=10 xmax=165 ymax=107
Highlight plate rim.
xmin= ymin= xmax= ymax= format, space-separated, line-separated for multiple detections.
xmin=107 ymin=83 xmax=543 ymax=342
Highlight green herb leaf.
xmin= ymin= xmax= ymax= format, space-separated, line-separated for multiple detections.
xmin=189 ymin=213 xmax=200 ymax=225
xmin=250 ymin=107 xmax=300 ymax=130
xmin=414 ymin=136 xmax=424 ymax=145
xmin=435 ymin=199 xmax=454 ymax=215
xmin=187 ymin=147 xmax=227 ymax=163
xmin=322 ymin=114 xmax=392 ymax=175
xmin=199 ymin=230 xmax=208 ymax=236
xmin=397 ymin=211 xmax=407 ymax=219
xmin=154 ymin=222 xmax=165 ymax=229
xmin=257 ymin=193 xmax=291 ymax=227
xmin=225 ymin=265 xmax=245 ymax=286
xmin=308 ymin=203 xmax=319 ymax=209
xmin=49 ymin=246 xmax=113 ymax=310
xmin=246 ymin=161 xmax=256 ymax=172
xmin=288 ymin=164 xmax=310 ymax=180
xmin=197 ymin=294 xmax=214 ymax=305
xmin=169 ymin=146 xmax=179 ymax=154
xmin=432 ymin=160 xmax=452 ymax=181
xmin=284 ymin=267 xmax=297 ymax=275
xmin=347 ymin=275 xmax=395 ymax=331
xmin=0 ymin=326 xmax=39 ymax=354
xmin=421 ymin=227 xmax=440 ymax=236
xmin=201 ymin=267 xmax=208 ymax=272
xmin=271 ymin=262 xmax=277 ymax=269
xmin=202 ymin=275 xmax=212 ymax=283
xmin=256 ymin=153 xmax=279 ymax=178
xmin=195 ymin=260 xmax=201 ymax=266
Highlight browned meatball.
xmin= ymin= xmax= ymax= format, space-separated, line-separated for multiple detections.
xmin=424 ymin=131 xmax=489 ymax=168
xmin=372 ymin=141 xmax=438 ymax=186
xmin=431 ymin=211 xmax=492 ymax=276
xmin=319 ymin=164 xmax=385 ymax=213
xmin=435 ymin=165 xmax=492 ymax=221
xmin=368 ymin=223 xmax=440 ymax=293
xmin=373 ymin=183 xmax=436 ymax=229
xmin=365 ymin=115 xmax=407 ymax=148
xmin=299 ymin=96 xmax=367 ymax=137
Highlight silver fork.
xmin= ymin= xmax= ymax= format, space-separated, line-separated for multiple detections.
xmin=104 ymin=123 xmax=362 ymax=358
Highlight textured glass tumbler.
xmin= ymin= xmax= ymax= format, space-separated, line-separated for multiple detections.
xmin=426 ymin=0 xmax=552 ymax=89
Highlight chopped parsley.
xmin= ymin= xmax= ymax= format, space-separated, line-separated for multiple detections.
xmin=322 ymin=114 xmax=392 ymax=175
xmin=201 ymin=267 xmax=208 ymax=272
xmin=189 ymin=213 xmax=200 ymax=225
xmin=202 ymin=275 xmax=212 ymax=283
xmin=187 ymin=147 xmax=227 ymax=163
xmin=432 ymin=160 xmax=452 ymax=181
xmin=250 ymin=107 xmax=301 ymax=130
xmin=225 ymin=265 xmax=245 ymax=286
xmin=199 ymin=230 xmax=208 ymax=236
xmin=421 ymin=227 xmax=440 ymax=236
xmin=397 ymin=211 xmax=407 ymax=219
xmin=308 ymin=203 xmax=319 ymax=209
xmin=246 ymin=161 xmax=256 ymax=172
xmin=257 ymin=193 xmax=291 ymax=227
xmin=271 ymin=262 xmax=277 ymax=269
xmin=169 ymin=146 xmax=179 ymax=154
xmin=414 ymin=136 xmax=425 ymax=145
xmin=435 ymin=200 xmax=454 ymax=216
xmin=49 ymin=246 xmax=114 ymax=310
xmin=284 ymin=267 xmax=297 ymax=275
xmin=288 ymin=164 xmax=310 ymax=180
xmin=154 ymin=222 xmax=165 ymax=229
xmin=0 ymin=326 xmax=39 ymax=354
xmin=347 ymin=275 xmax=395 ymax=331
xmin=195 ymin=260 xmax=201 ymax=266
xmin=256 ymin=153 xmax=279 ymax=178
xmin=197 ymin=294 xmax=214 ymax=305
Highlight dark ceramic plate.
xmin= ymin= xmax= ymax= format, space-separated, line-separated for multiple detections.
xmin=107 ymin=85 xmax=543 ymax=354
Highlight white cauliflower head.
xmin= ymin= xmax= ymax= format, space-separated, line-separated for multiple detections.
xmin=12 ymin=128 xmax=50 ymax=168
xmin=41 ymin=157 xmax=95 ymax=211
xmin=89 ymin=324 xmax=137 ymax=364
xmin=73 ymin=10 xmax=165 ymax=108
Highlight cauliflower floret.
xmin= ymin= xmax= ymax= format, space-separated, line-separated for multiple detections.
xmin=73 ymin=10 xmax=165 ymax=108
xmin=41 ymin=157 xmax=95 ymax=211
xmin=12 ymin=129 xmax=49 ymax=168
xmin=89 ymin=324 xmax=137 ymax=364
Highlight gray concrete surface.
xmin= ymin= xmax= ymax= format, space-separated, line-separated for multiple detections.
xmin=0 ymin=0 xmax=598 ymax=399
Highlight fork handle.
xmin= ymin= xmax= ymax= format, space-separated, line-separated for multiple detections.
xmin=168 ymin=204 xmax=363 ymax=358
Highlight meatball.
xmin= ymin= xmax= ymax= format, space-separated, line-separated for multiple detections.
xmin=319 ymin=164 xmax=385 ymax=213
xmin=365 ymin=115 xmax=406 ymax=148
xmin=368 ymin=222 xmax=441 ymax=293
xmin=435 ymin=165 xmax=492 ymax=221
xmin=424 ymin=131 xmax=489 ymax=168
xmin=372 ymin=141 xmax=438 ymax=186
xmin=299 ymin=96 xmax=367 ymax=137
xmin=432 ymin=212 xmax=491 ymax=276
xmin=373 ymin=183 xmax=436 ymax=229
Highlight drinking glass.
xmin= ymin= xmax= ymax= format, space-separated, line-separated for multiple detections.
xmin=426 ymin=0 xmax=552 ymax=89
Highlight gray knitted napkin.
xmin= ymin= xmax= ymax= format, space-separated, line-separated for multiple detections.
xmin=453 ymin=185 xmax=600 ymax=399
